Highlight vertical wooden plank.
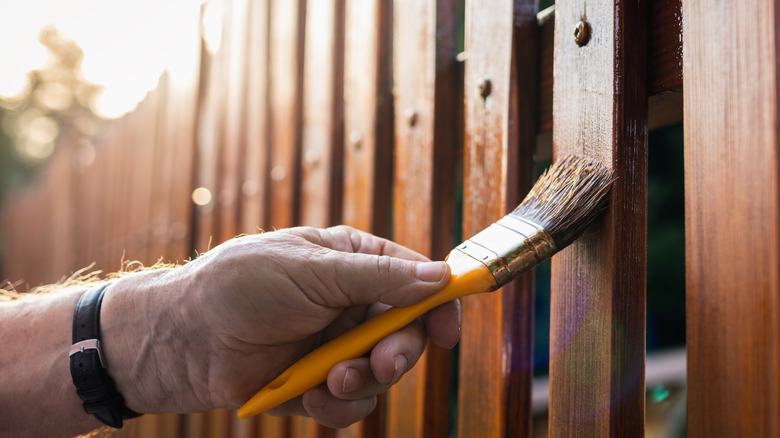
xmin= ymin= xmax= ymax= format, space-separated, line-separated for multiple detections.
xmin=457 ymin=0 xmax=538 ymax=437
xmin=504 ymin=2 xmax=539 ymax=435
xmin=683 ymin=1 xmax=780 ymax=436
xmin=193 ymin=0 xmax=228 ymax=254
xmin=116 ymin=110 xmax=138 ymax=266
xmin=131 ymin=91 xmax=161 ymax=266
xmin=288 ymin=1 xmax=345 ymax=436
xmin=239 ymin=0 xmax=270 ymax=235
xmin=146 ymin=76 xmax=173 ymax=264
xmin=266 ymin=0 xmax=305 ymax=231
xmin=388 ymin=0 xmax=460 ymax=437
xmin=299 ymin=0 xmax=344 ymax=229
xmin=216 ymin=0 xmax=248 ymax=245
xmin=163 ymin=3 xmax=201 ymax=265
xmin=49 ymin=141 xmax=76 ymax=279
xmin=548 ymin=0 xmax=647 ymax=436
xmin=342 ymin=0 xmax=393 ymax=237
xmin=184 ymin=412 xmax=210 ymax=438
xmin=261 ymin=0 xmax=306 ymax=435
xmin=339 ymin=0 xmax=394 ymax=436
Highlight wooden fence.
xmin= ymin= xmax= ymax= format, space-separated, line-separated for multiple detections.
xmin=2 ymin=0 xmax=779 ymax=436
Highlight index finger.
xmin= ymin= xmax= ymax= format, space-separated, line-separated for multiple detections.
xmin=285 ymin=225 xmax=433 ymax=262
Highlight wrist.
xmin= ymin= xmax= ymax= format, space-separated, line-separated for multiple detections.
xmin=100 ymin=268 xmax=204 ymax=413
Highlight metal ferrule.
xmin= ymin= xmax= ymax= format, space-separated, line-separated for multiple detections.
xmin=453 ymin=215 xmax=557 ymax=286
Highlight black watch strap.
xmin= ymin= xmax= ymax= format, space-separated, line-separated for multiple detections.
xmin=69 ymin=283 xmax=141 ymax=428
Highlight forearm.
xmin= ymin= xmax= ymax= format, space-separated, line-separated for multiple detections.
xmin=0 ymin=268 xmax=196 ymax=437
xmin=0 ymin=287 xmax=102 ymax=437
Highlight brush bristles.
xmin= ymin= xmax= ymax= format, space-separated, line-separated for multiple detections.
xmin=512 ymin=155 xmax=614 ymax=249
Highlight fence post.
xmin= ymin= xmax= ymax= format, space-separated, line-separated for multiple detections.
xmin=457 ymin=0 xmax=538 ymax=436
xmin=683 ymin=1 xmax=780 ymax=436
xmin=548 ymin=0 xmax=648 ymax=436
xmin=340 ymin=0 xmax=394 ymax=436
xmin=387 ymin=0 xmax=460 ymax=436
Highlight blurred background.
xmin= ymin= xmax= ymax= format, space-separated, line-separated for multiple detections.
xmin=0 ymin=0 xmax=686 ymax=436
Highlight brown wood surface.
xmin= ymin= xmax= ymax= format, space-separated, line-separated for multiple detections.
xmin=341 ymin=0 xmax=393 ymax=238
xmin=164 ymin=10 xmax=201 ymax=265
xmin=222 ymin=2 xmax=267 ymax=434
xmin=130 ymin=90 xmax=159 ymax=266
xmin=387 ymin=0 xmax=460 ymax=436
xmin=262 ymin=0 xmax=305 ymax=435
xmin=267 ymin=0 xmax=305 ymax=230
xmin=192 ymin=2 xmax=227 ymax=254
xmin=216 ymin=0 xmax=248 ymax=244
xmin=537 ymin=0 xmax=682 ymax=133
xmin=683 ymin=0 xmax=780 ymax=436
xmin=457 ymin=0 xmax=538 ymax=436
xmin=145 ymin=76 xmax=174 ymax=264
xmin=299 ymin=0 xmax=344 ymax=229
xmin=292 ymin=2 xmax=345 ymax=436
xmin=238 ymin=0 xmax=270 ymax=234
xmin=548 ymin=0 xmax=647 ymax=436
xmin=337 ymin=1 xmax=394 ymax=436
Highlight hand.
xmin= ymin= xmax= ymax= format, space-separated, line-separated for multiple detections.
xmin=100 ymin=226 xmax=460 ymax=428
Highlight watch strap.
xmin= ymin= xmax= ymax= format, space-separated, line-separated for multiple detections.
xmin=70 ymin=283 xmax=141 ymax=428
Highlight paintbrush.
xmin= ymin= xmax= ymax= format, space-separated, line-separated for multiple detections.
xmin=237 ymin=154 xmax=613 ymax=419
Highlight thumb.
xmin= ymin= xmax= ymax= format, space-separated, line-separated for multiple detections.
xmin=323 ymin=252 xmax=450 ymax=308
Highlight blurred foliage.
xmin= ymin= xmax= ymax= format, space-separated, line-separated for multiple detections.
xmin=0 ymin=27 xmax=103 ymax=201
xmin=646 ymin=124 xmax=686 ymax=351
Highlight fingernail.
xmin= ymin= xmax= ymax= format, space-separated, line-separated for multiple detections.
xmin=393 ymin=354 xmax=408 ymax=384
xmin=416 ymin=261 xmax=446 ymax=282
xmin=341 ymin=367 xmax=364 ymax=394
xmin=307 ymin=386 xmax=328 ymax=409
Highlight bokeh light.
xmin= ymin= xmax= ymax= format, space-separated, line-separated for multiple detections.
xmin=0 ymin=0 xmax=205 ymax=119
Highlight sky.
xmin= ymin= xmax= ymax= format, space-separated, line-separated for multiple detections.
xmin=0 ymin=0 xmax=205 ymax=119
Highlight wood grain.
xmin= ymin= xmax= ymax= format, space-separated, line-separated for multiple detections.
xmin=337 ymin=1 xmax=394 ymax=436
xmin=193 ymin=0 xmax=228 ymax=254
xmin=341 ymin=0 xmax=393 ymax=237
xmin=238 ymin=0 xmax=270 ymax=234
xmin=162 ymin=6 xmax=201 ymax=265
xmin=299 ymin=0 xmax=345 ymax=229
xmin=457 ymin=0 xmax=538 ymax=436
xmin=548 ymin=0 xmax=647 ymax=436
xmin=537 ymin=0 xmax=682 ymax=133
xmin=387 ymin=0 xmax=460 ymax=436
xmin=216 ymin=0 xmax=249 ymax=244
xmin=291 ymin=3 xmax=345 ymax=437
xmin=267 ymin=0 xmax=305 ymax=230
xmin=683 ymin=1 xmax=780 ymax=436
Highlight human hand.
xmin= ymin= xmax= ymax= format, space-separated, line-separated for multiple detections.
xmin=100 ymin=226 xmax=459 ymax=428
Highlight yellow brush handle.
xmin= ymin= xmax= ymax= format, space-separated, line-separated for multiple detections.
xmin=237 ymin=251 xmax=496 ymax=419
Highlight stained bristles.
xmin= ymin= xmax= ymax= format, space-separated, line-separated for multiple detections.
xmin=512 ymin=155 xmax=614 ymax=249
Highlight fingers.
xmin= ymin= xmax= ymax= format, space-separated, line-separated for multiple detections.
xmin=289 ymin=225 xmax=431 ymax=262
xmin=423 ymin=299 xmax=462 ymax=349
xmin=300 ymin=318 xmax=426 ymax=427
xmin=303 ymin=386 xmax=377 ymax=429
xmin=272 ymin=226 xmax=450 ymax=309
xmin=325 ymin=319 xmax=425 ymax=400
xmin=321 ymin=251 xmax=450 ymax=308
xmin=272 ymin=301 xmax=460 ymax=428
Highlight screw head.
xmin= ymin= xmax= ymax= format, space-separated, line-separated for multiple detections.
xmin=348 ymin=131 xmax=362 ymax=150
xmin=478 ymin=77 xmax=492 ymax=99
xmin=404 ymin=107 xmax=418 ymax=127
xmin=574 ymin=20 xmax=591 ymax=46
xmin=304 ymin=148 xmax=320 ymax=167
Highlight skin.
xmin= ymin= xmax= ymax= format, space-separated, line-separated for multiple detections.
xmin=0 ymin=226 xmax=460 ymax=437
